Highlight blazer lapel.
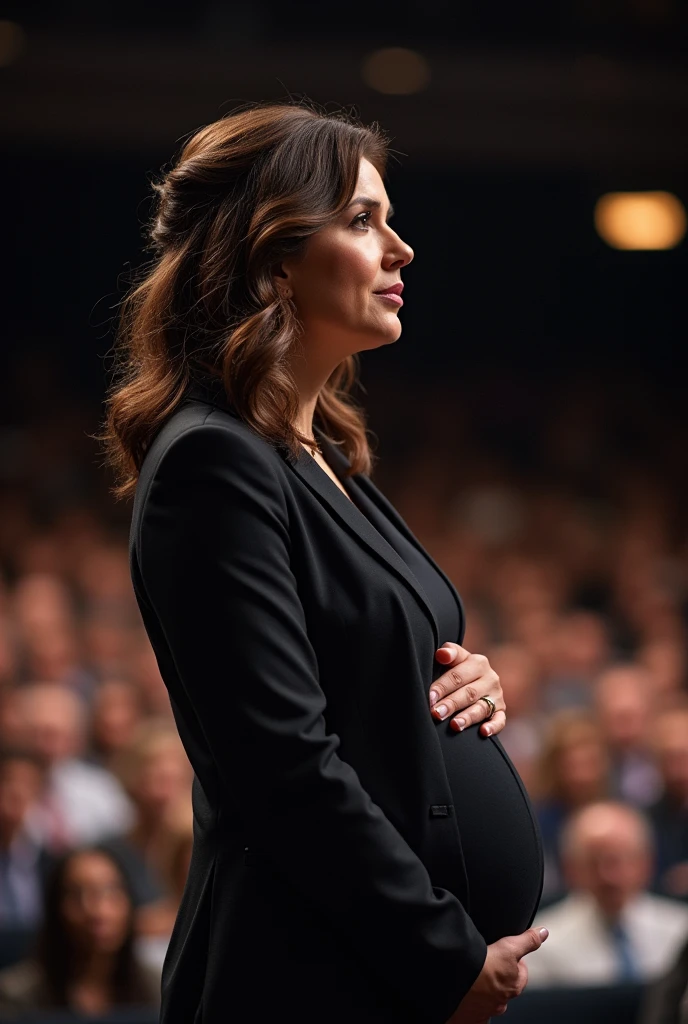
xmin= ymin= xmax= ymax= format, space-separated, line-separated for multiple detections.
xmin=291 ymin=433 xmax=441 ymax=649
xmin=184 ymin=378 xmax=441 ymax=646
xmin=348 ymin=463 xmax=467 ymax=646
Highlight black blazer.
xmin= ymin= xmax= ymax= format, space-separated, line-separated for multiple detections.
xmin=128 ymin=377 xmax=488 ymax=1024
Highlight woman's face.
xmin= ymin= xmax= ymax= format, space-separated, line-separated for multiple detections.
xmin=280 ymin=157 xmax=414 ymax=363
xmin=60 ymin=852 xmax=131 ymax=954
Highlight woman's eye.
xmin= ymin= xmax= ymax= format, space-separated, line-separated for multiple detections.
xmin=351 ymin=211 xmax=373 ymax=230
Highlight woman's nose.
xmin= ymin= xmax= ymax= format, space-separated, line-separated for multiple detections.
xmin=385 ymin=237 xmax=414 ymax=269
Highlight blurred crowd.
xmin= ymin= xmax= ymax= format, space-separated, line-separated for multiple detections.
xmin=0 ymin=359 xmax=686 ymax=1018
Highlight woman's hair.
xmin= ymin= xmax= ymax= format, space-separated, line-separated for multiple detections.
xmin=534 ymin=708 xmax=610 ymax=803
xmin=34 ymin=845 xmax=152 ymax=1007
xmin=98 ymin=100 xmax=391 ymax=500
xmin=111 ymin=717 xmax=189 ymax=799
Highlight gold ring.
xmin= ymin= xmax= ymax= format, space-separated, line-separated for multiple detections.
xmin=479 ymin=695 xmax=496 ymax=720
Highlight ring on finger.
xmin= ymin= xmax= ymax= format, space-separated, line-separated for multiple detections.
xmin=478 ymin=695 xmax=496 ymax=720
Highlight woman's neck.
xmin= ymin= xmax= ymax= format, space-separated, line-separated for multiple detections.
xmin=288 ymin=345 xmax=341 ymax=438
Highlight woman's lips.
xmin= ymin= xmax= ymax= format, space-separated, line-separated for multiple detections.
xmin=373 ymin=291 xmax=404 ymax=306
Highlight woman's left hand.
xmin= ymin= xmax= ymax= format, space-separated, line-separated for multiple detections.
xmin=429 ymin=643 xmax=506 ymax=737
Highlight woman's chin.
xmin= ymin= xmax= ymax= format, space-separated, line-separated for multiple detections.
xmin=366 ymin=320 xmax=403 ymax=349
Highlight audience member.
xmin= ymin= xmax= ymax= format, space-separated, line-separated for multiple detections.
xmin=16 ymin=685 xmax=134 ymax=851
xmin=0 ymin=749 xmax=53 ymax=931
xmin=534 ymin=709 xmax=612 ymax=903
xmin=525 ymin=802 xmax=688 ymax=987
xmin=594 ymin=663 xmax=663 ymax=807
xmin=489 ymin=642 xmax=545 ymax=792
xmin=90 ymin=678 xmax=145 ymax=770
xmin=0 ymin=845 xmax=160 ymax=1016
xmin=104 ymin=720 xmax=192 ymax=931
xmin=135 ymin=822 xmax=193 ymax=975
xmin=647 ymin=703 xmax=688 ymax=899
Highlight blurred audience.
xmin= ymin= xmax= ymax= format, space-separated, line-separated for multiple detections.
xmin=0 ymin=846 xmax=160 ymax=1016
xmin=526 ymin=802 xmax=688 ymax=987
xmin=0 ymin=364 xmax=686 ymax=1014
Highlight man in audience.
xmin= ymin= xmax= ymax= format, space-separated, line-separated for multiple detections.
xmin=16 ymin=684 xmax=134 ymax=851
xmin=525 ymin=801 xmax=688 ymax=987
xmin=0 ymin=748 xmax=53 ymax=931
xmin=647 ymin=702 xmax=688 ymax=899
xmin=594 ymin=663 xmax=662 ymax=807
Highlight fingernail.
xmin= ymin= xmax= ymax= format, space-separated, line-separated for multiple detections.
xmin=539 ymin=927 xmax=549 ymax=939
xmin=484 ymin=725 xmax=492 ymax=736
xmin=435 ymin=704 xmax=448 ymax=719
xmin=429 ymin=690 xmax=439 ymax=706
xmin=453 ymin=717 xmax=466 ymax=731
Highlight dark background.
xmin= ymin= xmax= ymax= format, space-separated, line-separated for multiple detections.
xmin=2 ymin=0 xmax=686 ymax=420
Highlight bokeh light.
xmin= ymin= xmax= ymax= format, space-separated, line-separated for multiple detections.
xmin=361 ymin=47 xmax=430 ymax=95
xmin=0 ymin=20 xmax=26 ymax=68
xmin=594 ymin=191 xmax=686 ymax=250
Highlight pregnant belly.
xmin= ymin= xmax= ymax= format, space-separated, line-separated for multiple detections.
xmin=436 ymin=722 xmax=544 ymax=944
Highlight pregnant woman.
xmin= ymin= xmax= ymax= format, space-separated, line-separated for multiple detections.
xmin=101 ymin=101 xmax=546 ymax=1024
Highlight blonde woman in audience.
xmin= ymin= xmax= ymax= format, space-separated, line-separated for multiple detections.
xmin=534 ymin=709 xmax=612 ymax=903
xmin=104 ymin=719 xmax=192 ymax=936
xmin=135 ymin=822 xmax=194 ymax=976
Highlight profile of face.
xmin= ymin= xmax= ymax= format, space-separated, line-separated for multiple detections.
xmin=59 ymin=851 xmax=132 ymax=954
xmin=277 ymin=157 xmax=414 ymax=365
xmin=564 ymin=806 xmax=652 ymax=917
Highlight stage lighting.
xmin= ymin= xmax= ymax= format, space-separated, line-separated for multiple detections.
xmin=594 ymin=191 xmax=686 ymax=250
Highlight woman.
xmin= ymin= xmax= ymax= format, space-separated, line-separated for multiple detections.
xmin=100 ymin=101 xmax=547 ymax=1024
xmin=0 ymin=845 xmax=160 ymax=1016
xmin=533 ymin=709 xmax=611 ymax=906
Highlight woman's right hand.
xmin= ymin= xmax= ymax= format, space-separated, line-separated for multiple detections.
xmin=444 ymin=926 xmax=549 ymax=1023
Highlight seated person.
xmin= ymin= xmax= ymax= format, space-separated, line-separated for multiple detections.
xmin=0 ymin=845 xmax=160 ymax=1016
xmin=0 ymin=747 xmax=54 ymax=934
xmin=525 ymin=801 xmax=688 ymax=987
xmin=646 ymin=702 xmax=688 ymax=899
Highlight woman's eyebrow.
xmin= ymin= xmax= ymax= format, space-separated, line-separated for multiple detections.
xmin=346 ymin=195 xmax=395 ymax=220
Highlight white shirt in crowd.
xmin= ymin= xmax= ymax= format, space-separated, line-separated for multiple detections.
xmin=524 ymin=890 xmax=688 ymax=987
xmin=26 ymin=758 xmax=135 ymax=849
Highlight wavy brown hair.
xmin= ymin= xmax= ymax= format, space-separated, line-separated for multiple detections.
xmin=98 ymin=100 xmax=391 ymax=501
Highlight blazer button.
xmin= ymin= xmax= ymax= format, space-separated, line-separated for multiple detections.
xmin=429 ymin=804 xmax=454 ymax=818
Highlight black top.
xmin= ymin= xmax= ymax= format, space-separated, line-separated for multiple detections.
xmin=345 ymin=473 xmax=545 ymax=944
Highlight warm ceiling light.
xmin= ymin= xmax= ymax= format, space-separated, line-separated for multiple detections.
xmin=0 ymin=20 xmax=26 ymax=68
xmin=594 ymin=191 xmax=686 ymax=250
xmin=362 ymin=48 xmax=430 ymax=95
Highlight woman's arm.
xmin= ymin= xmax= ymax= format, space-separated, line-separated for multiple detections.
xmin=136 ymin=420 xmax=487 ymax=1024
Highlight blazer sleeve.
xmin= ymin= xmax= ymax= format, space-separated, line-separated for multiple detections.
xmin=136 ymin=420 xmax=487 ymax=1024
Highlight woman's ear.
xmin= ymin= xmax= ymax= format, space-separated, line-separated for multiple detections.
xmin=272 ymin=262 xmax=294 ymax=300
